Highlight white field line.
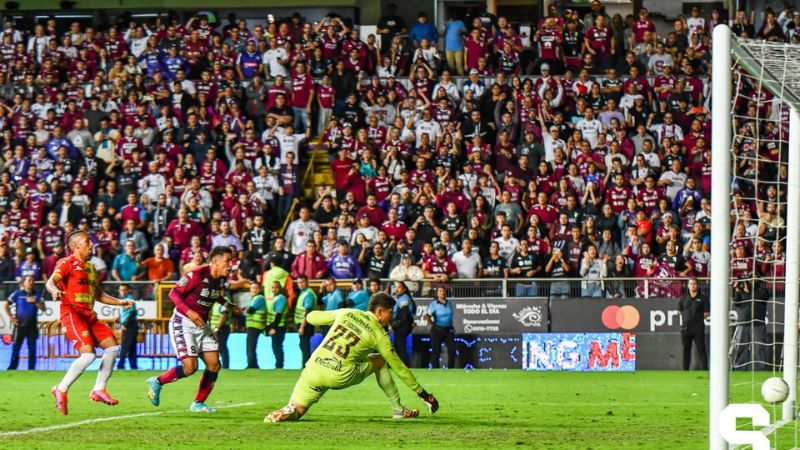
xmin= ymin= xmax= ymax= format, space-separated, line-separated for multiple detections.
xmin=0 ymin=402 xmax=256 ymax=438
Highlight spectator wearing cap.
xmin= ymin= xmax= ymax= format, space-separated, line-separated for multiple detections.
xmin=351 ymin=213 xmax=379 ymax=247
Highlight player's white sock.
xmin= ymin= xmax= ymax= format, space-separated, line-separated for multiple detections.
xmin=93 ymin=345 xmax=120 ymax=391
xmin=375 ymin=366 xmax=403 ymax=411
xmin=57 ymin=352 xmax=96 ymax=392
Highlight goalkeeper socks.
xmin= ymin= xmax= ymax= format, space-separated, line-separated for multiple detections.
xmin=195 ymin=370 xmax=218 ymax=403
xmin=157 ymin=365 xmax=186 ymax=385
xmin=93 ymin=345 xmax=120 ymax=391
xmin=57 ymin=352 xmax=97 ymax=392
xmin=375 ymin=366 xmax=403 ymax=411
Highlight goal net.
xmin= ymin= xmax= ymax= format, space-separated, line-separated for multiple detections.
xmin=710 ymin=25 xmax=800 ymax=450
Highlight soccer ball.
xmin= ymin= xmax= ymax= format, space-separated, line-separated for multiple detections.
xmin=761 ymin=377 xmax=790 ymax=404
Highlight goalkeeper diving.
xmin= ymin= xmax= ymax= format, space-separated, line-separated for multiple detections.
xmin=264 ymin=292 xmax=439 ymax=422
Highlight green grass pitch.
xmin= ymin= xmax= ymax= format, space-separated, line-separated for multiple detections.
xmin=0 ymin=370 xmax=794 ymax=449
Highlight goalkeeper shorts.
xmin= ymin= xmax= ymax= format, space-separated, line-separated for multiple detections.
xmin=290 ymin=360 xmax=373 ymax=407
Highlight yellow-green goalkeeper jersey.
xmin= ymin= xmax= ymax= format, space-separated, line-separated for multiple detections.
xmin=306 ymin=309 xmax=423 ymax=394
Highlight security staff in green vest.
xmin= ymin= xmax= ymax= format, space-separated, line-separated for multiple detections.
xmin=266 ymin=280 xmax=288 ymax=369
xmin=210 ymin=298 xmax=231 ymax=369
xmin=295 ymin=275 xmax=319 ymax=365
xmin=245 ymin=282 xmax=267 ymax=369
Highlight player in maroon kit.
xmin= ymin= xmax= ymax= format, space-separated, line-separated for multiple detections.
xmin=147 ymin=247 xmax=241 ymax=413
xmin=47 ymin=231 xmax=135 ymax=415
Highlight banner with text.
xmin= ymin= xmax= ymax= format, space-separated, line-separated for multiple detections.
xmin=522 ymin=333 xmax=636 ymax=372
xmin=550 ymin=298 xmax=684 ymax=333
xmin=0 ymin=301 xmax=158 ymax=335
xmin=412 ymin=297 xmax=549 ymax=335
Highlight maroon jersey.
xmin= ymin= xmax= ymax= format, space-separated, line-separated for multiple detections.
xmin=367 ymin=126 xmax=387 ymax=150
xmin=536 ymin=29 xmax=561 ymax=60
xmin=317 ymin=84 xmax=335 ymax=109
xmin=39 ymin=225 xmax=66 ymax=254
xmin=636 ymin=188 xmax=663 ymax=215
xmin=169 ymin=265 xmax=228 ymax=321
xmin=605 ymin=186 xmax=632 ymax=214
xmin=631 ymin=19 xmax=656 ymax=43
xmin=585 ymin=25 xmax=612 ymax=56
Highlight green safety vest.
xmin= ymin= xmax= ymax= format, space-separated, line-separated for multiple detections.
xmin=263 ymin=267 xmax=290 ymax=298
xmin=295 ymin=288 xmax=317 ymax=324
xmin=210 ymin=303 xmax=225 ymax=329
xmin=267 ymin=294 xmax=287 ymax=328
xmin=246 ymin=294 xmax=267 ymax=330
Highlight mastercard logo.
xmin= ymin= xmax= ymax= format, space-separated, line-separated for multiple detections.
xmin=602 ymin=305 xmax=640 ymax=330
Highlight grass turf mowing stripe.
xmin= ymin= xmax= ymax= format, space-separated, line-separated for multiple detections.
xmin=0 ymin=402 xmax=256 ymax=438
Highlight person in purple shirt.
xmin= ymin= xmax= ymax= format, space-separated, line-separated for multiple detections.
xmin=327 ymin=240 xmax=362 ymax=279
xmin=161 ymin=46 xmax=189 ymax=80
xmin=45 ymin=126 xmax=77 ymax=159
xmin=16 ymin=248 xmax=42 ymax=282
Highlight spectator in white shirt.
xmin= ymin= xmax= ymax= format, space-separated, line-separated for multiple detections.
xmin=452 ymin=239 xmax=481 ymax=279
xmin=262 ymin=38 xmax=289 ymax=78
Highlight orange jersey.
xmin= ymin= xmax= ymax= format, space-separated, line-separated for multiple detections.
xmin=53 ymin=254 xmax=99 ymax=315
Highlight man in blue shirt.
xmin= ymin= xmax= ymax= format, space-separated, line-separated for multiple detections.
xmin=237 ymin=40 xmax=262 ymax=80
xmin=409 ymin=12 xmax=439 ymax=47
xmin=161 ymin=46 xmax=189 ymax=80
xmin=112 ymin=240 xmax=141 ymax=282
xmin=116 ymin=284 xmax=139 ymax=370
xmin=443 ymin=15 xmax=467 ymax=75
xmin=321 ymin=277 xmax=344 ymax=311
xmin=4 ymin=276 xmax=45 ymax=370
xmin=345 ymin=279 xmax=370 ymax=311
xmin=424 ymin=286 xmax=456 ymax=369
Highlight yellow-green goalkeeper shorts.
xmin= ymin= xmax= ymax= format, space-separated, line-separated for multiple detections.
xmin=290 ymin=360 xmax=374 ymax=407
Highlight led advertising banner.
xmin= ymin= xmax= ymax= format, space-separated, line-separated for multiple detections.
xmin=522 ymin=333 xmax=636 ymax=372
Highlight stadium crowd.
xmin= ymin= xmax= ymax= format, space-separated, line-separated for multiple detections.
xmin=0 ymin=2 xmax=796 ymax=301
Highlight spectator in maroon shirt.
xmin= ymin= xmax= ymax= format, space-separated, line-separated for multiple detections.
xmin=165 ymin=208 xmax=203 ymax=251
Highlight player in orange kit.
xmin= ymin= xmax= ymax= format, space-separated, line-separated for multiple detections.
xmin=46 ymin=231 xmax=135 ymax=415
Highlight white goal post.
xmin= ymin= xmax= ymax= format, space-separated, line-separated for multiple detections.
xmin=710 ymin=24 xmax=800 ymax=450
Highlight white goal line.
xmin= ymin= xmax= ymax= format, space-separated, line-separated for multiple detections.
xmin=0 ymin=402 xmax=257 ymax=438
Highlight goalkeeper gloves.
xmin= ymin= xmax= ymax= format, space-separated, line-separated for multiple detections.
xmin=418 ymin=389 xmax=439 ymax=414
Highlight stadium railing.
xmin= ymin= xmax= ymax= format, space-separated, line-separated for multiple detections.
xmin=0 ymin=277 xmax=715 ymax=366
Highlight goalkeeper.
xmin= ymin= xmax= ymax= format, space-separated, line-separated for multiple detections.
xmin=264 ymin=292 xmax=439 ymax=423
